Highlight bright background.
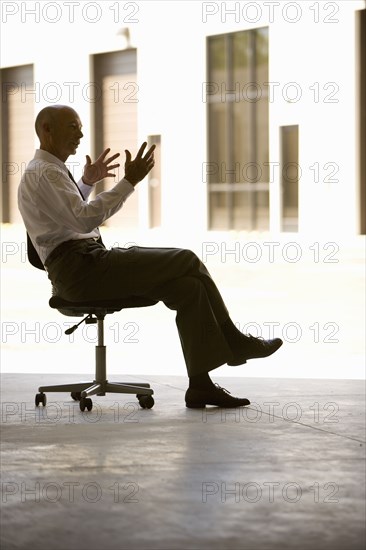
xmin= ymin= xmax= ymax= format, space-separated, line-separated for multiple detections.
xmin=1 ymin=1 xmax=365 ymax=379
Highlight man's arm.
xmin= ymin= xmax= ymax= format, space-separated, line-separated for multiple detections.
xmin=32 ymin=143 xmax=155 ymax=234
xmin=80 ymin=143 xmax=155 ymax=189
xmin=24 ymin=165 xmax=134 ymax=234
xmin=77 ymin=142 xmax=155 ymax=199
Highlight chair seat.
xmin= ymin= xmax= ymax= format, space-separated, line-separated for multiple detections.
xmin=49 ymin=295 xmax=158 ymax=316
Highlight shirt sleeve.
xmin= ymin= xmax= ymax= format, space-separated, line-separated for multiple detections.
xmin=77 ymin=178 xmax=94 ymax=200
xmin=33 ymin=165 xmax=134 ymax=233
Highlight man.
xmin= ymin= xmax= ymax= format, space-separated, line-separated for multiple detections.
xmin=18 ymin=104 xmax=283 ymax=408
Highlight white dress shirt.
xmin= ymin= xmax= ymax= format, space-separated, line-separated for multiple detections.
xmin=18 ymin=149 xmax=134 ymax=264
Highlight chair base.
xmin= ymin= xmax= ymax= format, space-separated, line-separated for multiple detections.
xmin=35 ymin=307 xmax=156 ymax=412
xmin=36 ymin=381 xmax=154 ymax=411
xmin=38 ymin=381 xmax=153 ymax=398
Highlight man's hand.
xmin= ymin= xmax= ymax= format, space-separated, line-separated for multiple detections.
xmin=124 ymin=142 xmax=156 ymax=186
xmin=82 ymin=148 xmax=120 ymax=186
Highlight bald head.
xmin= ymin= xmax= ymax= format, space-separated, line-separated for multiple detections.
xmin=35 ymin=105 xmax=83 ymax=162
xmin=35 ymin=105 xmax=78 ymax=139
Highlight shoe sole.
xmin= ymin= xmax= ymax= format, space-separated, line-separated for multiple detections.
xmin=185 ymin=400 xmax=250 ymax=408
xmin=227 ymin=357 xmax=247 ymax=366
xmin=228 ymin=342 xmax=283 ymax=366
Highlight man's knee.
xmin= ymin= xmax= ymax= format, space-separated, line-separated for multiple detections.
xmin=180 ymin=248 xmax=201 ymax=266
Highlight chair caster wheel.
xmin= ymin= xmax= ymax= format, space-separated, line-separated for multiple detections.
xmin=137 ymin=395 xmax=154 ymax=409
xmin=71 ymin=392 xmax=81 ymax=401
xmin=80 ymin=397 xmax=93 ymax=412
xmin=35 ymin=393 xmax=47 ymax=407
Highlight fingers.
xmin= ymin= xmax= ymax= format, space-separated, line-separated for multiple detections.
xmin=107 ymin=163 xmax=120 ymax=171
xmin=127 ymin=142 xmax=155 ymax=163
xmin=137 ymin=142 xmax=155 ymax=160
xmin=97 ymin=148 xmax=121 ymax=163
xmin=106 ymin=152 xmax=121 ymax=164
xmin=143 ymin=144 xmax=156 ymax=161
xmin=98 ymin=148 xmax=111 ymax=161
xmin=97 ymin=144 xmax=153 ymax=165
xmin=146 ymin=155 xmax=155 ymax=170
xmin=135 ymin=142 xmax=147 ymax=159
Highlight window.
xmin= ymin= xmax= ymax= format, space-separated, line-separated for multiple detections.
xmin=147 ymin=135 xmax=161 ymax=228
xmin=92 ymin=49 xmax=138 ymax=228
xmin=280 ymin=125 xmax=299 ymax=232
xmin=1 ymin=64 xmax=34 ymax=223
xmin=207 ymin=28 xmax=269 ymax=230
xmin=357 ymin=8 xmax=366 ymax=235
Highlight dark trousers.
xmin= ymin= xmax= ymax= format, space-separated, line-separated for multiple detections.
xmin=45 ymin=239 xmax=233 ymax=376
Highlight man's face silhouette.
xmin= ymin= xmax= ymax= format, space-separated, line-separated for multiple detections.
xmin=43 ymin=107 xmax=84 ymax=162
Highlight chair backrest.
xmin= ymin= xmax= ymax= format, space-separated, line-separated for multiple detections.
xmin=27 ymin=233 xmax=45 ymax=271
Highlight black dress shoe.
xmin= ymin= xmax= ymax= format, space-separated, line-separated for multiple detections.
xmin=228 ymin=334 xmax=283 ymax=366
xmin=185 ymin=383 xmax=250 ymax=408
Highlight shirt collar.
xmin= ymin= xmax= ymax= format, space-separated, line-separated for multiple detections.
xmin=34 ymin=149 xmax=68 ymax=173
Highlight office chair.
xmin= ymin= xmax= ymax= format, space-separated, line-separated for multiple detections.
xmin=27 ymin=235 xmax=156 ymax=412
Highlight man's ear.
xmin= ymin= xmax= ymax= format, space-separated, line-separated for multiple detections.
xmin=43 ymin=121 xmax=52 ymax=134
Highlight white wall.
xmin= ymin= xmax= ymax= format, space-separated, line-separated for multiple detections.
xmin=1 ymin=0 xmax=364 ymax=236
xmin=1 ymin=1 xmax=365 ymax=379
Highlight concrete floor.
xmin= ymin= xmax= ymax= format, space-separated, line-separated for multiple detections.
xmin=0 ymin=374 xmax=365 ymax=550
